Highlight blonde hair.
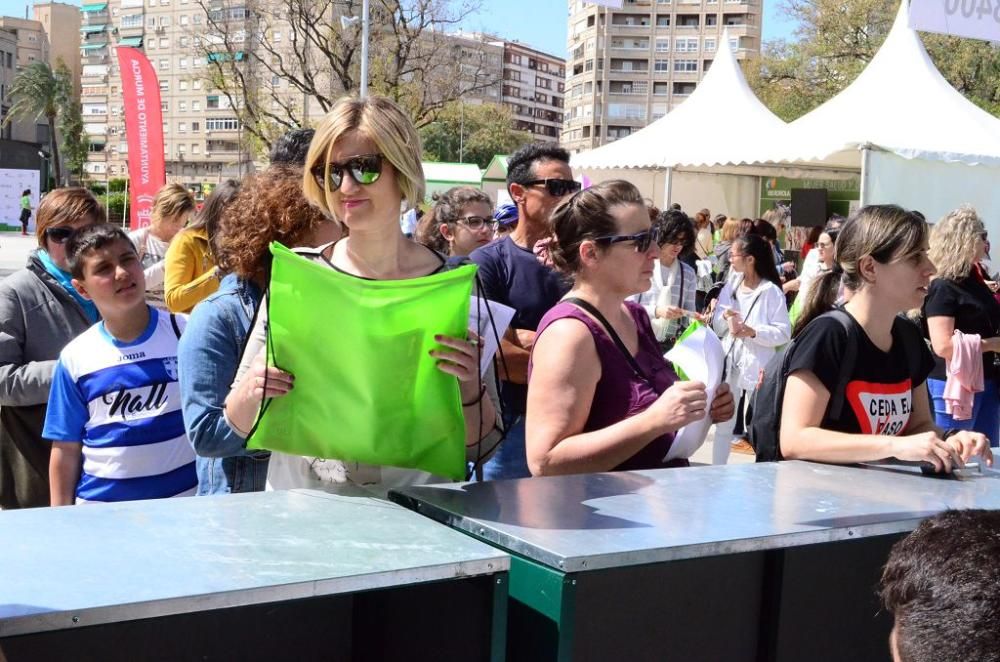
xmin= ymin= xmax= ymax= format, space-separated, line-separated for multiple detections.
xmin=35 ymin=187 xmax=104 ymax=246
xmin=720 ymin=217 xmax=741 ymax=242
xmin=302 ymin=96 xmax=425 ymax=218
xmin=151 ymin=183 xmax=195 ymax=230
xmin=929 ymin=205 xmax=984 ymax=281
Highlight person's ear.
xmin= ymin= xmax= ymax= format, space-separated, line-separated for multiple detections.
xmin=438 ymin=223 xmax=454 ymax=242
xmin=509 ymin=183 xmax=526 ymax=206
xmin=71 ymin=277 xmax=94 ymax=302
xmin=857 ymin=255 xmax=878 ymax=284
xmin=579 ymin=240 xmax=599 ymax=267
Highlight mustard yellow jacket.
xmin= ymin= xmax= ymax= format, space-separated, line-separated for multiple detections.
xmin=164 ymin=226 xmax=219 ymax=313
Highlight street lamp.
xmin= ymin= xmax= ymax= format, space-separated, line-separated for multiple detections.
xmin=340 ymin=0 xmax=370 ymax=98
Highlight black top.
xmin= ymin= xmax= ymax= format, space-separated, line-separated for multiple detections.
xmin=787 ymin=313 xmax=934 ymax=436
xmin=922 ymin=274 xmax=1000 ymax=381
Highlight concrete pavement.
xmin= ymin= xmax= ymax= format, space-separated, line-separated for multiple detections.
xmin=0 ymin=231 xmax=37 ymax=280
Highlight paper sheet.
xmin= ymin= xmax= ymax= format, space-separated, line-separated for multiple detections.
xmin=663 ymin=325 xmax=725 ymax=461
xmin=469 ymin=296 xmax=516 ymax=374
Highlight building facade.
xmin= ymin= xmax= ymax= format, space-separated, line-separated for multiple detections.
xmin=561 ymin=0 xmax=762 ymax=153
xmin=0 ymin=16 xmax=53 ymax=145
xmin=494 ymin=40 xmax=565 ymax=143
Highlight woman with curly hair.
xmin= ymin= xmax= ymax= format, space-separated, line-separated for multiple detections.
xmin=415 ymin=186 xmax=495 ymax=258
xmin=923 ymin=205 xmax=1000 ymax=445
xmin=177 ymin=165 xmax=341 ymax=494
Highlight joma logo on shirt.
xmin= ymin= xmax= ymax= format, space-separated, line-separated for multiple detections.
xmin=102 ymin=383 xmax=169 ymax=419
xmin=119 ymin=351 xmax=146 ymax=361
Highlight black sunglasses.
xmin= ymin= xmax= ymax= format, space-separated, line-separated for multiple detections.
xmin=311 ymin=153 xmax=383 ymax=192
xmin=45 ymin=226 xmax=75 ymax=244
xmin=455 ymin=216 xmax=497 ymax=231
xmin=594 ymin=226 xmax=661 ymax=253
xmin=523 ymin=178 xmax=582 ymax=197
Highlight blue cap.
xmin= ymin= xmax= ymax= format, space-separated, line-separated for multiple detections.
xmin=494 ymin=203 xmax=518 ymax=227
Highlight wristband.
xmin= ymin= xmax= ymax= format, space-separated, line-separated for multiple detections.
xmin=942 ymin=428 xmax=961 ymax=440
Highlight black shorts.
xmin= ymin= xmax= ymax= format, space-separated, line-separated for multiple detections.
xmin=19 ymin=208 xmax=30 ymax=223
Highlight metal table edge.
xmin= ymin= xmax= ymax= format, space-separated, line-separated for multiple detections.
xmin=0 ymin=556 xmax=510 ymax=637
xmin=389 ymin=489 xmax=925 ymax=573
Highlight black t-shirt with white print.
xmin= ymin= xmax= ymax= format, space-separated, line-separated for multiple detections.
xmin=786 ymin=313 xmax=935 ymax=435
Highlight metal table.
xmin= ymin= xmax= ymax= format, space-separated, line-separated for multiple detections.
xmin=391 ymin=460 xmax=1000 ymax=662
xmin=0 ymin=488 xmax=510 ymax=662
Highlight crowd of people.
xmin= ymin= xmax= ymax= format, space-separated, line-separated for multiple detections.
xmin=0 ymin=94 xmax=994 ymax=510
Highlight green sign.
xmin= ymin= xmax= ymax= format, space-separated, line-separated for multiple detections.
xmin=758 ymin=176 xmax=860 ymax=218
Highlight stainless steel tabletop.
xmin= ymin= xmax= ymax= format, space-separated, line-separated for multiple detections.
xmin=391 ymin=461 xmax=1000 ymax=573
xmin=0 ymin=488 xmax=509 ymax=636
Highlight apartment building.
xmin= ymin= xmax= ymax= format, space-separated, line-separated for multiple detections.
xmin=495 ymin=40 xmax=565 ymax=143
xmin=0 ymin=16 xmax=53 ymax=145
xmin=34 ymin=3 xmax=82 ymax=96
xmin=561 ymin=0 xmax=762 ymax=152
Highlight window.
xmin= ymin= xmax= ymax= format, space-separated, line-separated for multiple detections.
xmin=178 ymin=122 xmax=187 ymax=132
xmin=179 ymin=80 xmax=188 ymax=90
xmin=654 ymin=59 xmax=669 ymax=72
xmin=192 ymin=101 xmax=201 ymax=111
xmin=193 ymin=14 xmax=202 ymax=24
xmin=158 ymin=58 xmax=168 ymax=69
xmin=161 ymin=100 xmax=169 ymax=111
xmin=207 ymin=95 xmax=219 ymax=109
xmin=159 ymin=16 xmax=170 ymax=26
xmin=192 ymin=143 xmax=200 ymax=154
xmin=676 ymin=38 xmax=698 ymax=52
xmin=655 ymin=38 xmax=669 ymax=52
xmin=180 ymin=59 xmax=188 ymax=70
xmin=179 ymin=101 xmax=187 ymax=111
xmin=704 ymin=38 xmax=716 ymax=52
xmin=205 ymin=117 xmax=240 ymax=130
xmin=653 ymin=82 xmax=669 ymax=95
xmin=656 ymin=16 xmax=670 ymax=27
xmin=180 ymin=15 xmax=189 ymax=25
xmin=147 ymin=16 xmax=156 ymax=28
xmin=159 ymin=38 xmax=168 ymax=47
xmin=273 ymin=30 xmax=281 ymax=42
xmin=674 ymin=59 xmax=697 ymax=72
xmin=159 ymin=80 xmax=169 ymax=91
xmin=191 ymin=121 xmax=200 ymax=131
xmin=121 ymin=13 xmax=143 ymax=28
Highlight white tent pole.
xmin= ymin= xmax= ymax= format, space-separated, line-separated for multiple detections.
xmin=860 ymin=145 xmax=871 ymax=206
xmin=663 ymin=167 xmax=673 ymax=208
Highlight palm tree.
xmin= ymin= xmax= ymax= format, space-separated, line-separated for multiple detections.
xmin=5 ymin=62 xmax=63 ymax=186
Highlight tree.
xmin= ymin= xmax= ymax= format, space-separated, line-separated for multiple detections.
xmin=194 ymin=0 xmax=502 ymax=153
xmin=420 ymin=102 xmax=532 ymax=168
xmin=6 ymin=61 xmax=63 ymax=185
xmin=746 ymin=0 xmax=1000 ymax=121
xmin=55 ymin=61 xmax=89 ymax=185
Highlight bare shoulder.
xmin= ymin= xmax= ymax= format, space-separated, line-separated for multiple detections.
xmin=533 ymin=317 xmax=600 ymax=373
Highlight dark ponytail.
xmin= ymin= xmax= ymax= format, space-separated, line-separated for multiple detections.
xmin=792 ymin=267 xmax=842 ymax=338
xmin=735 ymin=233 xmax=781 ymax=288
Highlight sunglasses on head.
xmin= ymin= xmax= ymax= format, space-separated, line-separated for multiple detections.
xmin=45 ymin=226 xmax=75 ymax=244
xmin=594 ymin=226 xmax=661 ymax=253
xmin=311 ymin=153 xmax=383 ymax=192
xmin=455 ymin=216 xmax=498 ymax=231
xmin=523 ymin=178 xmax=582 ymax=198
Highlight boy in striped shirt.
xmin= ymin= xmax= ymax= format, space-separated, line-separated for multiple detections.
xmin=45 ymin=224 xmax=197 ymax=505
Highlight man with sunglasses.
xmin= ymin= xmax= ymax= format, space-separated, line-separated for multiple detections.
xmin=469 ymin=143 xmax=581 ymax=480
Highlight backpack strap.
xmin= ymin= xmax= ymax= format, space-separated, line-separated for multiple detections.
xmin=170 ymin=313 xmax=183 ymax=339
xmin=825 ymin=308 xmax=860 ymax=419
xmin=564 ymin=297 xmax=652 ymax=384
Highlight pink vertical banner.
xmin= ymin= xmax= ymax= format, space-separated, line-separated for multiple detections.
xmin=116 ymin=47 xmax=166 ymax=229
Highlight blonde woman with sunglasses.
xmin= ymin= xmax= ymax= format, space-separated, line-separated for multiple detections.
xmin=224 ymin=96 xmax=499 ymax=489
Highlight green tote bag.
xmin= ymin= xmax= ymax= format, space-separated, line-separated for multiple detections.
xmin=246 ymin=242 xmax=477 ymax=480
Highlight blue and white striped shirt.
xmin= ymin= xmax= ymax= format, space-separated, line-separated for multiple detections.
xmin=43 ymin=307 xmax=197 ymax=503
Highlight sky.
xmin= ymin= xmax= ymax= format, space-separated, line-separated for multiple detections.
xmin=4 ymin=0 xmax=798 ymax=56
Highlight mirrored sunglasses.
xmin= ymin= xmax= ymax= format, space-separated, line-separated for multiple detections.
xmin=311 ymin=153 xmax=383 ymax=192
xmin=524 ymin=178 xmax=582 ymax=198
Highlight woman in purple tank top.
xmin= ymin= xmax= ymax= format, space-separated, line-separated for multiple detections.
xmin=525 ymin=181 xmax=735 ymax=475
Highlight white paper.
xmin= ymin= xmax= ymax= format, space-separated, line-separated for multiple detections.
xmin=468 ymin=296 xmax=516 ymax=374
xmin=662 ymin=325 xmax=725 ymax=461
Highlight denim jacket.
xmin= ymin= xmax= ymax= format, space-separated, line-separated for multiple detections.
xmin=178 ymin=273 xmax=269 ymax=494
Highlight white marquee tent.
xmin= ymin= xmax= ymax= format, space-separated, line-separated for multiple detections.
xmin=570 ymin=30 xmax=854 ymax=215
xmin=766 ymin=1 xmax=1000 ymax=231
